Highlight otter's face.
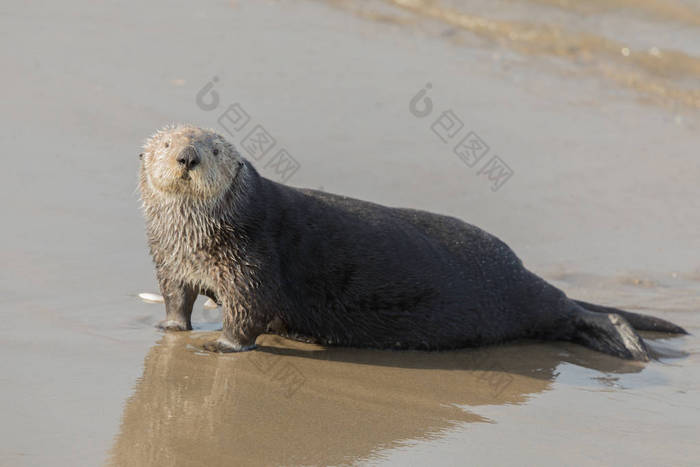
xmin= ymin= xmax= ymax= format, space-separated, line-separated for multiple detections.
xmin=140 ymin=125 xmax=243 ymax=200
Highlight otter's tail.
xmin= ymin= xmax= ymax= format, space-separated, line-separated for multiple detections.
xmin=574 ymin=300 xmax=687 ymax=334
xmin=571 ymin=307 xmax=650 ymax=361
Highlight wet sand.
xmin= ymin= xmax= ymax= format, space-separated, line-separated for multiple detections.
xmin=1 ymin=0 xmax=699 ymax=465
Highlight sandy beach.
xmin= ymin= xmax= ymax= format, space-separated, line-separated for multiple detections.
xmin=1 ymin=0 xmax=699 ymax=465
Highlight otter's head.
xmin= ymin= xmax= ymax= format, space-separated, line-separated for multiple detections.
xmin=139 ymin=124 xmax=244 ymax=202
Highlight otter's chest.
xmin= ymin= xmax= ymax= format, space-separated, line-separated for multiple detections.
xmin=174 ymin=249 xmax=226 ymax=292
xmin=148 ymin=212 xmax=235 ymax=292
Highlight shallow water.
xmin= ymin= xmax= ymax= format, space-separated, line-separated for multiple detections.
xmin=1 ymin=0 xmax=699 ymax=465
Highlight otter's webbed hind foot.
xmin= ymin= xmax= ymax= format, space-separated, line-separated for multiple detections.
xmin=572 ymin=309 xmax=650 ymax=361
xmin=573 ymin=300 xmax=687 ymax=334
xmin=202 ymin=336 xmax=257 ymax=353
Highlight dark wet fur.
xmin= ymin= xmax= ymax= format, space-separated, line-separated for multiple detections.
xmin=147 ymin=163 xmax=686 ymax=360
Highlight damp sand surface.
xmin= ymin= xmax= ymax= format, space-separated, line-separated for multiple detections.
xmin=1 ymin=0 xmax=699 ymax=466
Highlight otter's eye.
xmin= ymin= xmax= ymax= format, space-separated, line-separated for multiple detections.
xmin=212 ymin=148 xmax=219 ymax=156
xmin=164 ymin=142 xmax=170 ymax=148
xmin=139 ymin=153 xmax=144 ymax=159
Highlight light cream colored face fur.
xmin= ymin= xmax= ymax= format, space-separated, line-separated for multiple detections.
xmin=141 ymin=124 xmax=243 ymax=200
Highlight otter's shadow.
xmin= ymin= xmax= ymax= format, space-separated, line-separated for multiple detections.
xmin=110 ymin=332 xmax=649 ymax=467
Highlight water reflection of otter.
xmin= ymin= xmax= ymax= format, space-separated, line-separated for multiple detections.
xmin=110 ymin=334 xmax=642 ymax=466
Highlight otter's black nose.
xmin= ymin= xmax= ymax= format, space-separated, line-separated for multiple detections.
xmin=177 ymin=146 xmax=200 ymax=170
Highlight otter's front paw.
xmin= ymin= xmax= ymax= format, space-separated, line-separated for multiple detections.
xmin=202 ymin=336 xmax=256 ymax=353
xmin=157 ymin=320 xmax=191 ymax=332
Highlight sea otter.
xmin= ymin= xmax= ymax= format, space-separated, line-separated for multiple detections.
xmin=138 ymin=124 xmax=686 ymax=360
